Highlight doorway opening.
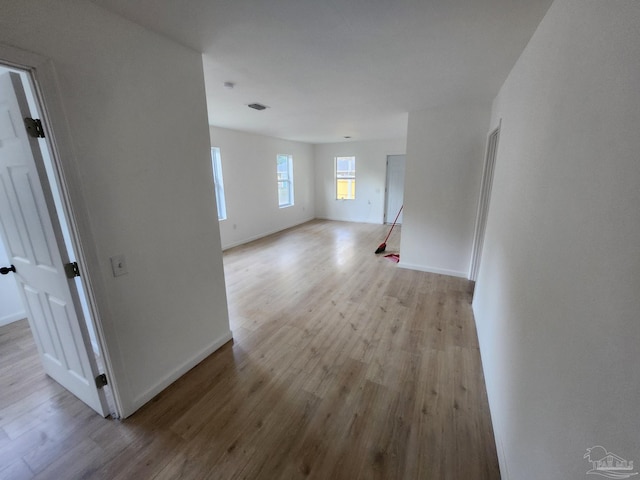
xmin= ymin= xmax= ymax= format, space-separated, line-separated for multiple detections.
xmin=0 ymin=61 xmax=115 ymax=417
xmin=469 ymin=122 xmax=501 ymax=282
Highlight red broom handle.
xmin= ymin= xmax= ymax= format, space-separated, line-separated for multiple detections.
xmin=383 ymin=205 xmax=403 ymax=243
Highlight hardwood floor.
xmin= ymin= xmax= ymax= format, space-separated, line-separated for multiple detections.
xmin=0 ymin=220 xmax=500 ymax=479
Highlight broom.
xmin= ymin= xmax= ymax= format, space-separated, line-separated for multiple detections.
xmin=375 ymin=205 xmax=403 ymax=254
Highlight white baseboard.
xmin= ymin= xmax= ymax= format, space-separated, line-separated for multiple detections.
xmin=495 ymin=434 xmax=509 ymax=480
xmin=222 ymin=217 xmax=316 ymax=250
xmin=0 ymin=311 xmax=27 ymax=327
xmin=315 ymin=215 xmax=382 ymax=225
xmin=397 ymin=261 xmax=468 ymax=279
xmin=125 ymin=329 xmax=233 ymax=418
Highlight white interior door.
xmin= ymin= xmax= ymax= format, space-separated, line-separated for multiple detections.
xmin=0 ymin=71 xmax=108 ymax=416
xmin=384 ymin=154 xmax=405 ymax=224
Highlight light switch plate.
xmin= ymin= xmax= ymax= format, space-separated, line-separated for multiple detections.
xmin=110 ymin=254 xmax=128 ymax=277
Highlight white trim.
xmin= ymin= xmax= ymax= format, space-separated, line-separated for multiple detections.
xmin=221 ymin=217 xmax=315 ymax=250
xmin=0 ymin=311 xmax=27 ymax=327
xmin=383 ymin=153 xmax=406 ymax=224
xmin=468 ymin=121 xmax=501 ymax=281
xmin=314 ymin=216 xmax=381 ymax=225
xmin=128 ymin=330 xmax=233 ymax=418
xmin=397 ymin=261 xmax=467 ymax=278
xmin=496 ymin=434 xmax=510 ymax=480
xmin=473 ymin=299 xmax=509 ymax=479
xmin=0 ymin=43 xmax=121 ymax=417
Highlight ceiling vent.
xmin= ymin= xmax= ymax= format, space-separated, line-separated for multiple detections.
xmin=248 ymin=103 xmax=267 ymax=111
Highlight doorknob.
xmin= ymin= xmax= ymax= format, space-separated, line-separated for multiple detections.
xmin=0 ymin=265 xmax=16 ymax=275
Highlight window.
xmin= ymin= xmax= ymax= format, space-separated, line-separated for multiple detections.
xmin=211 ymin=147 xmax=227 ymax=220
xmin=336 ymin=156 xmax=356 ymax=199
xmin=277 ymin=154 xmax=294 ymax=207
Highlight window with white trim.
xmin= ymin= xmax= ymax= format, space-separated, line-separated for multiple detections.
xmin=277 ymin=154 xmax=294 ymax=207
xmin=211 ymin=147 xmax=227 ymax=220
xmin=336 ymin=156 xmax=356 ymax=200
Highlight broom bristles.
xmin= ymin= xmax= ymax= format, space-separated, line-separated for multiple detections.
xmin=374 ymin=205 xmax=403 ymax=255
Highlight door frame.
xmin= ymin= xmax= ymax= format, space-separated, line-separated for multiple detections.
xmin=384 ymin=154 xmax=406 ymax=224
xmin=469 ymin=120 xmax=501 ymax=282
xmin=0 ymin=43 xmax=121 ymax=418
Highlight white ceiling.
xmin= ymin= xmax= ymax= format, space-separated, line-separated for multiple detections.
xmin=92 ymin=0 xmax=553 ymax=144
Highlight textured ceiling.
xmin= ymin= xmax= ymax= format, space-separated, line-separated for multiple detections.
xmin=91 ymin=0 xmax=553 ymax=143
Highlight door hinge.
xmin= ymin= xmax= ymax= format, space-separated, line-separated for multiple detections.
xmin=95 ymin=373 xmax=108 ymax=389
xmin=64 ymin=262 xmax=80 ymax=279
xmin=24 ymin=117 xmax=45 ymax=138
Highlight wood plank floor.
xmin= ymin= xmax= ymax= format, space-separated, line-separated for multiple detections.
xmin=0 ymin=220 xmax=500 ymax=479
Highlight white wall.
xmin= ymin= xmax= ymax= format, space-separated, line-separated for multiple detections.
xmin=210 ymin=127 xmax=315 ymax=249
xmin=400 ymin=104 xmax=490 ymax=277
xmin=1 ymin=0 xmax=231 ymax=417
xmin=314 ymin=138 xmax=406 ymax=224
xmin=473 ymin=1 xmax=640 ymax=478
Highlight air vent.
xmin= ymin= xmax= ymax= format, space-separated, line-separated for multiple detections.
xmin=248 ymin=103 xmax=267 ymax=111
